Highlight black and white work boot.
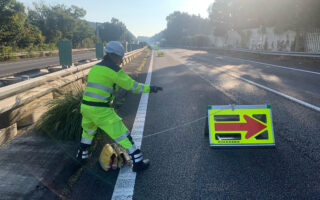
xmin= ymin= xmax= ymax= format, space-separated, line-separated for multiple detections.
xmin=129 ymin=149 xmax=150 ymax=172
xmin=76 ymin=143 xmax=90 ymax=165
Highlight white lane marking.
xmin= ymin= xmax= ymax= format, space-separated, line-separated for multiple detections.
xmin=210 ymin=53 xmax=320 ymax=75
xmin=111 ymin=50 xmax=153 ymax=200
xmin=168 ymin=50 xmax=320 ymax=112
xmin=229 ymin=73 xmax=320 ymax=112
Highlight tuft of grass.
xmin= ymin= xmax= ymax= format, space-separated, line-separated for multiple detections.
xmin=157 ymin=51 xmax=165 ymax=57
xmin=36 ymin=84 xmax=84 ymax=141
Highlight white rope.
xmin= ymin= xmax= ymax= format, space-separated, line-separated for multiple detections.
xmin=143 ymin=109 xmax=226 ymax=139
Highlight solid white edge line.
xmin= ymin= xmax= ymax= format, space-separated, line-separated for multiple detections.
xmin=111 ymin=50 xmax=153 ymax=200
xmin=212 ymin=53 xmax=320 ymax=75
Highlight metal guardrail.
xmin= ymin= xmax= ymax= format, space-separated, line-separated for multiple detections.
xmin=0 ymin=47 xmax=146 ymax=113
xmin=0 ymin=48 xmax=95 ymax=57
xmin=0 ymin=47 xmax=146 ymax=145
xmin=0 ymin=53 xmax=96 ymax=79
xmin=0 ymin=48 xmax=143 ymax=79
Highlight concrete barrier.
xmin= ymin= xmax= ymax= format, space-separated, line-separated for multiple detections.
xmin=0 ymin=47 xmax=146 ymax=145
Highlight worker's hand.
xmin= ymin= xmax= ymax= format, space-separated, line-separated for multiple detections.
xmin=150 ymin=86 xmax=163 ymax=93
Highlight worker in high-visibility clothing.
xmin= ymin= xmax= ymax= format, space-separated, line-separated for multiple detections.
xmin=76 ymin=41 xmax=162 ymax=172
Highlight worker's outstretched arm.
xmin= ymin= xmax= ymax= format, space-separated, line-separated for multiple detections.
xmin=115 ymin=69 xmax=162 ymax=93
xmin=116 ymin=69 xmax=150 ymax=93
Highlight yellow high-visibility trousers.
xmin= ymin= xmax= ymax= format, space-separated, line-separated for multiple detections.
xmin=80 ymin=104 xmax=135 ymax=151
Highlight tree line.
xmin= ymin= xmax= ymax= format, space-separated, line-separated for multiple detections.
xmin=208 ymin=0 xmax=320 ymax=36
xmin=0 ymin=0 xmax=136 ymax=55
xmin=152 ymin=0 xmax=320 ymax=46
xmin=150 ymin=11 xmax=211 ymax=47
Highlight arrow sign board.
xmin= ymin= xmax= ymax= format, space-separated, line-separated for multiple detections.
xmin=208 ymin=105 xmax=275 ymax=147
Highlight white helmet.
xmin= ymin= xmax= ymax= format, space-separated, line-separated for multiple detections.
xmin=105 ymin=41 xmax=125 ymax=58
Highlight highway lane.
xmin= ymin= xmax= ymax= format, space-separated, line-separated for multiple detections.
xmin=171 ymin=49 xmax=320 ymax=108
xmin=0 ymin=51 xmax=95 ymax=78
xmin=132 ymin=48 xmax=320 ymax=199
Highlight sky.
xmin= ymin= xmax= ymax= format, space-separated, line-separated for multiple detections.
xmin=18 ymin=0 xmax=215 ymax=37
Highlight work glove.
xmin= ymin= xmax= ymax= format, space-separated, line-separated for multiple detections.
xmin=99 ymin=144 xmax=132 ymax=172
xmin=112 ymin=144 xmax=131 ymax=168
xmin=99 ymin=144 xmax=117 ymax=171
xmin=150 ymin=86 xmax=163 ymax=93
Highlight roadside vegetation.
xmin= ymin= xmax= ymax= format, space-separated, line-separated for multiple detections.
xmin=0 ymin=0 xmax=136 ymax=61
xmin=35 ymin=85 xmax=84 ymax=141
xmin=34 ymin=83 xmax=127 ymax=142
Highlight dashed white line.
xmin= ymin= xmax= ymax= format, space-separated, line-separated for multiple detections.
xmin=111 ymin=50 xmax=153 ymax=200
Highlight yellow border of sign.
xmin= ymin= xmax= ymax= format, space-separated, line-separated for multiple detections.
xmin=208 ymin=105 xmax=275 ymax=147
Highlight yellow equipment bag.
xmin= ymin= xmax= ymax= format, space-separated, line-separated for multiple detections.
xmin=99 ymin=144 xmax=117 ymax=172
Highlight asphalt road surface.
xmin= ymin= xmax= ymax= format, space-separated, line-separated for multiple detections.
xmin=3 ymin=48 xmax=318 ymax=199
xmin=0 ymin=51 xmax=95 ymax=77
xmin=130 ymin=48 xmax=320 ymax=199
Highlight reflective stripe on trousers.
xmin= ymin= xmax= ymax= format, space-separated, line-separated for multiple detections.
xmin=130 ymin=81 xmax=138 ymax=91
xmin=81 ymin=137 xmax=93 ymax=145
xmin=138 ymin=84 xmax=144 ymax=93
xmin=127 ymin=144 xmax=137 ymax=154
xmin=114 ymin=131 xmax=130 ymax=143
xmin=85 ymin=130 xmax=96 ymax=135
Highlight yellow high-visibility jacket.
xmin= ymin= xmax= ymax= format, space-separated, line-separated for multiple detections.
xmin=82 ymin=58 xmax=150 ymax=107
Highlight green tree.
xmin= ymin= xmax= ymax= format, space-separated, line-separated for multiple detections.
xmin=208 ymin=0 xmax=320 ymax=33
xmin=164 ymin=11 xmax=210 ymax=45
xmin=0 ymin=0 xmax=26 ymax=47
xmin=0 ymin=0 xmax=43 ymax=49
xmin=28 ymin=3 xmax=95 ymax=48
xmin=98 ymin=18 xmax=135 ymax=43
xmin=208 ymin=0 xmax=233 ymax=36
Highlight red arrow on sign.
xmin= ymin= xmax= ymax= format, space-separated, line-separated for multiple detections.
xmin=214 ymin=115 xmax=267 ymax=139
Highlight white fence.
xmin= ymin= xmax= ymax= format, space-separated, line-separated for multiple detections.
xmin=305 ymin=29 xmax=320 ymax=52
xmin=210 ymin=27 xmax=320 ymax=53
